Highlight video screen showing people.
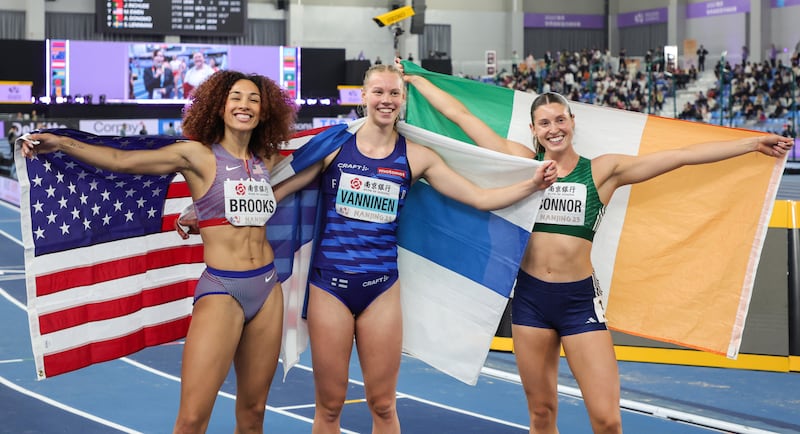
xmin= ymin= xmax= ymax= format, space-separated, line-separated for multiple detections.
xmin=128 ymin=43 xmax=228 ymax=100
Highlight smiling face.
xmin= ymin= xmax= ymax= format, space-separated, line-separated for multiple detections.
xmin=529 ymin=94 xmax=575 ymax=154
xmin=362 ymin=66 xmax=405 ymax=127
xmin=223 ymin=79 xmax=261 ymax=133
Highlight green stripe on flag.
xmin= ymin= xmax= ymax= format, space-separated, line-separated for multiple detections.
xmin=403 ymin=61 xmax=516 ymax=145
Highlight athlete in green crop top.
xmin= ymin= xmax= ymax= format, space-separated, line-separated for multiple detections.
xmin=533 ymin=154 xmax=605 ymax=241
xmin=402 ymin=65 xmax=793 ymax=434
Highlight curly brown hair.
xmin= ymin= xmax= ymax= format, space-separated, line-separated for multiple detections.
xmin=181 ymin=70 xmax=297 ymax=159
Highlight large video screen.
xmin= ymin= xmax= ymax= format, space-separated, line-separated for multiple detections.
xmin=47 ymin=40 xmax=296 ymax=104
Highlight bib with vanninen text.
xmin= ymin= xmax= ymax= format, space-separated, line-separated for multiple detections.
xmin=335 ymin=172 xmax=401 ymax=223
xmin=535 ymin=182 xmax=586 ymax=226
xmin=223 ymin=179 xmax=277 ymax=226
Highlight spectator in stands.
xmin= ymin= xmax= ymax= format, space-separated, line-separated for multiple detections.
xmin=6 ymin=125 xmax=19 ymax=146
xmin=769 ymin=43 xmax=779 ymax=69
xmin=782 ymin=122 xmax=797 ymax=138
xmin=697 ymin=44 xmax=709 ymax=72
xmin=4 ymin=125 xmax=18 ymax=167
xmin=770 ymin=99 xmax=786 ymax=119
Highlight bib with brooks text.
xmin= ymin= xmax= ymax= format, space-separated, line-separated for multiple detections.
xmin=223 ymin=179 xmax=276 ymax=226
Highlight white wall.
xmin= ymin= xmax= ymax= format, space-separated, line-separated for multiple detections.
xmin=771 ymin=5 xmax=800 ymax=65
xmin=685 ymin=14 xmax=747 ymax=65
xmin=424 ymin=9 xmax=513 ymax=76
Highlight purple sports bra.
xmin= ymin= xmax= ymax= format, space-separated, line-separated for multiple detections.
xmin=194 ymin=143 xmax=271 ymax=227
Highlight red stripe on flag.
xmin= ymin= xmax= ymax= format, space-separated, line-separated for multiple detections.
xmin=166 ymin=181 xmax=190 ymax=199
xmin=162 ymin=213 xmax=180 ymax=231
xmin=42 ymin=317 xmax=191 ymax=377
xmin=35 ymin=244 xmax=205 ymax=296
xmin=38 ymin=280 xmax=198 ymax=334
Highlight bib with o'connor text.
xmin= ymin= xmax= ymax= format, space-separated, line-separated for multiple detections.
xmin=335 ymin=172 xmax=400 ymax=223
xmin=223 ymin=179 xmax=276 ymax=226
xmin=536 ymin=182 xmax=586 ymax=226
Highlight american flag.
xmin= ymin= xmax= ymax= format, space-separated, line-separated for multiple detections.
xmin=19 ymin=128 xmax=328 ymax=380
xmin=19 ymin=130 xmax=203 ymax=379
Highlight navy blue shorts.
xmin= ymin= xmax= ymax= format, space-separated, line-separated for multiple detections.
xmin=511 ymin=269 xmax=607 ymax=336
xmin=194 ymin=263 xmax=278 ymax=323
xmin=309 ymin=268 xmax=399 ymax=316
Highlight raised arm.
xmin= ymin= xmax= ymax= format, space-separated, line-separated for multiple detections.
xmin=409 ymin=141 xmax=556 ymax=211
xmin=401 ymin=69 xmax=534 ymax=159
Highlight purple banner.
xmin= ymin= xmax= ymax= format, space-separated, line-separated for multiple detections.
xmin=687 ymin=0 xmax=751 ymax=19
xmin=772 ymin=0 xmax=800 ymax=7
xmin=617 ymin=8 xmax=668 ymax=28
xmin=524 ymin=13 xmax=605 ymax=29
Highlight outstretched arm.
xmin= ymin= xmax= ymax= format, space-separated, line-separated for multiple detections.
xmin=18 ymin=132 xmax=198 ymax=176
xmin=409 ymin=141 xmax=556 ymax=211
xmin=401 ymin=64 xmax=534 ymax=159
xmin=597 ymin=134 xmax=794 ymax=195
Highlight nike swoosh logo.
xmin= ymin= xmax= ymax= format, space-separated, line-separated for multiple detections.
xmin=225 ymin=165 xmax=241 ymax=171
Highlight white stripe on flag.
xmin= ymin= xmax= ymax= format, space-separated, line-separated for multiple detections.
xmin=38 ymin=299 xmax=193 ymax=355
xmin=570 ymin=102 xmax=649 ymax=304
xmin=34 ymin=263 xmax=205 ymax=314
xmin=399 ymin=248 xmax=509 ymax=385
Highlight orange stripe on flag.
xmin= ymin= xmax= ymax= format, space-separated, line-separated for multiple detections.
xmin=606 ymin=117 xmax=783 ymax=357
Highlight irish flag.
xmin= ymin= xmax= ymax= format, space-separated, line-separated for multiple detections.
xmin=402 ymin=61 xmax=787 ymax=359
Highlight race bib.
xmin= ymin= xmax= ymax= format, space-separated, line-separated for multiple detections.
xmin=593 ymin=295 xmax=607 ymax=323
xmin=223 ymin=179 xmax=277 ymax=226
xmin=536 ymin=182 xmax=587 ymax=226
xmin=335 ymin=172 xmax=400 ymax=223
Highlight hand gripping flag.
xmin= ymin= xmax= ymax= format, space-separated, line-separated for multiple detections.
xmin=402 ymin=61 xmax=787 ymax=359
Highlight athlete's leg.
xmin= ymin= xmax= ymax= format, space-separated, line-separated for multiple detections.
xmin=173 ymin=294 xmax=245 ymax=434
xmin=355 ymin=283 xmax=402 ymax=434
xmin=562 ymin=330 xmax=621 ymax=434
xmin=232 ymin=282 xmax=284 ymax=434
xmin=308 ymin=284 xmax=357 ymax=434
xmin=512 ymin=324 xmax=562 ymax=434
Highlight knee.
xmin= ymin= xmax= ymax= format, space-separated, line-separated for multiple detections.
xmin=530 ymin=401 xmax=558 ymax=431
xmin=173 ymin=414 xmax=206 ymax=434
xmin=366 ymin=395 xmax=397 ymax=422
xmin=315 ymin=398 xmax=345 ymax=423
xmin=236 ymin=403 xmax=266 ymax=432
xmin=591 ymin=413 xmax=622 ymax=434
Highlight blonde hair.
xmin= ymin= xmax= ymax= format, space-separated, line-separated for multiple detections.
xmin=363 ymin=63 xmax=404 ymax=86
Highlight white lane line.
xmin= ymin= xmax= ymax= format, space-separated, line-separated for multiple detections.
xmin=0 ymin=375 xmax=144 ymax=434
xmin=0 ymin=228 xmax=23 ymax=247
xmin=480 ymin=366 xmax=778 ymax=434
xmin=120 ymin=357 xmax=359 ymax=434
